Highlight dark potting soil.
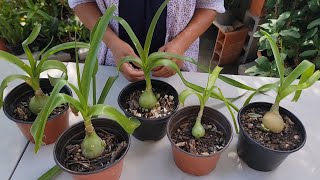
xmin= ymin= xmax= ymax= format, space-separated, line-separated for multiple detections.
xmin=240 ymin=107 xmax=302 ymax=151
xmin=171 ymin=117 xmax=226 ymax=155
xmin=125 ymin=89 xmax=175 ymax=119
xmin=64 ymin=129 xmax=127 ymax=173
xmin=13 ymin=97 xmax=67 ymax=122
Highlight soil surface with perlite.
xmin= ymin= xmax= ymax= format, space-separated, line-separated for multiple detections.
xmin=171 ymin=117 xmax=226 ymax=155
xmin=14 ymin=96 xmax=66 ymax=122
xmin=125 ymin=89 xmax=175 ymax=119
xmin=240 ymin=107 xmax=303 ymax=151
xmin=64 ymin=129 xmax=127 ymax=172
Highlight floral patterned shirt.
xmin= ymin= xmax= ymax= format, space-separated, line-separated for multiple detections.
xmin=69 ymin=0 xmax=225 ymax=71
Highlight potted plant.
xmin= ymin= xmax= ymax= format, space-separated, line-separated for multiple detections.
xmin=237 ymin=30 xmax=320 ymax=171
xmin=116 ymin=0 xmax=201 ymax=141
xmin=32 ymin=6 xmax=140 ymax=180
xmin=216 ymin=0 xmax=240 ymax=26
xmin=166 ymin=64 xmax=248 ymax=176
xmin=0 ymin=24 xmax=88 ymax=144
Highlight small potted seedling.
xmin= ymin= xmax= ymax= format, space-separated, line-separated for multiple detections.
xmin=116 ymin=0 xmax=201 ymax=141
xmin=237 ymin=30 xmax=320 ymax=171
xmin=32 ymin=6 xmax=140 ymax=180
xmin=166 ymin=65 xmax=243 ymax=176
xmin=0 ymin=24 xmax=88 ymax=144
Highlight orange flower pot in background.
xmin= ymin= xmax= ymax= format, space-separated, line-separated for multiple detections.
xmin=250 ymin=0 xmax=266 ymax=17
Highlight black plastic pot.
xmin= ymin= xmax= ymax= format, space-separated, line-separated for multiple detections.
xmin=3 ymin=78 xmax=72 ymax=144
xmin=54 ymin=118 xmax=130 ymax=180
xmin=237 ymin=102 xmax=307 ymax=172
xmin=118 ymin=79 xmax=179 ymax=141
xmin=167 ymin=106 xmax=233 ymax=176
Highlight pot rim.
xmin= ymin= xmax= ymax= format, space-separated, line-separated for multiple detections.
xmin=166 ymin=105 xmax=233 ymax=158
xmin=118 ymin=79 xmax=179 ymax=122
xmin=3 ymin=78 xmax=72 ymax=124
xmin=238 ymin=102 xmax=307 ymax=154
xmin=53 ymin=118 xmax=131 ymax=176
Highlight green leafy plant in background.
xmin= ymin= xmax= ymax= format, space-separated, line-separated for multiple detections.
xmin=31 ymin=6 xmax=140 ymax=159
xmin=0 ymin=0 xmax=30 ymax=47
xmin=251 ymin=0 xmax=320 ymax=78
xmin=0 ymin=24 xmax=88 ymax=114
xmin=245 ymin=30 xmax=320 ymax=133
xmin=179 ymin=66 xmax=239 ymax=138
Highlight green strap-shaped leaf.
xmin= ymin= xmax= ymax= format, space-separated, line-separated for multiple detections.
xmin=22 ymin=24 xmax=41 ymax=72
xmin=117 ymin=56 xmax=143 ymax=72
xmin=38 ymin=42 xmax=89 ymax=72
xmin=114 ymin=16 xmax=146 ymax=64
xmin=279 ymin=70 xmax=320 ymax=100
xmin=244 ymin=82 xmax=279 ymax=106
xmin=48 ymin=73 xmax=67 ymax=87
xmin=207 ymin=66 xmax=223 ymax=92
xmin=36 ymin=60 xmax=67 ymax=76
xmin=144 ymin=0 xmax=169 ymax=56
xmin=0 ymin=75 xmax=34 ymax=108
xmin=81 ymin=6 xmax=116 ymax=104
xmin=218 ymin=75 xmax=256 ymax=91
xmin=179 ymin=89 xmax=204 ymax=107
xmin=148 ymin=52 xmax=208 ymax=72
xmin=0 ymin=51 xmax=32 ymax=76
xmin=37 ymin=165 xmax=61 ymax=180
xmin=88 ymin=104 xmax=141 ymax=134
xmin=261 ymin=30 xmax=284 ymax=86
xmin=35 ymin=37 xmax=54 ymax=62
xmin=97 ymin=76 xmax=118 ymax=104
xmin=218 ymin=88 xmax=238 ymax=134
xmin=282 ymin=60 xmax=315 ymax=90
xmin=31 ymin=80 xmax=83 ymax=153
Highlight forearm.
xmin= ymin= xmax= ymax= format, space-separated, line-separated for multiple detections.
xmin=73 ymin=2 xmax=121 ymax=50
xmin=170 ymin=8 xmax=217 ymax=53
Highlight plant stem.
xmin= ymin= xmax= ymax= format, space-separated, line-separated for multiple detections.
xmin=145 ymin=74 xmax=152 ymax=91
xmin=196 ymin=103 xmax=205 ymax=124
xmin=84 ymin=118 xmax=94 ymax=134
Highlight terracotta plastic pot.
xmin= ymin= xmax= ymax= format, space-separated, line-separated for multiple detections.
xmin=237 ymin=102 xmax=307 ymax=171
xmin=3 ymin=79 xmax=72 ymax=144
xmin=250 ymin=0 xmax=266 ymax=17
xmin=118 ymin=79 xmax=179 ymax=141
xmin=167 ymin=106 xmax=233 ymax=176
xmin=0 ymin=39 xmax=9 ymax=51
xmin=54 ymin=118 xmax=130 ymax=180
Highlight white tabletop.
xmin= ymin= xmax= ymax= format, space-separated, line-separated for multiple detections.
xmin=5 ymin=62 xmax=320 ymax=180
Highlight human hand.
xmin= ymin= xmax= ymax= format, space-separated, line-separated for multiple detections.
xmin=152 ymin=41 xmax=185 ymax=78
xmin=110 ymin=40 xmax=145 ymax=82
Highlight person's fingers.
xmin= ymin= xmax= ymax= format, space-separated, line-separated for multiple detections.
xmin=152 ymin=66 xmax=163 ymax=72
xmin=121 ymin=63 xmax=145 ymax=82
xmin=162 ymin=70 xmax=176 ymax=78
xmin=152 ymin=66 xmax=176 ymax=77
xmin=158 ymin=46 xmax=166 ymax=52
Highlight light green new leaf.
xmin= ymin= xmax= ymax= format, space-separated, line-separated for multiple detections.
xmin=179 ymin=89 xmax=204 ymax=106
xmin=37 ymin=60 xmax=67 ymax=76
xmin=117 ymin=56 xmax=143 ymax=71
xmin=47 ymin=73 xmax=67 ymax=87
xmin=0 ymin=75 xmax=34 ymax=108
xmin=218 ymin=88 xmax=238 ymax=134
xmin=207 ymin=66 xmax=223 ymax=92
xmin=279 ymin=70 xmax=320 ymax=100
xmin=88 ymin=104 xmax=141 ymax=134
